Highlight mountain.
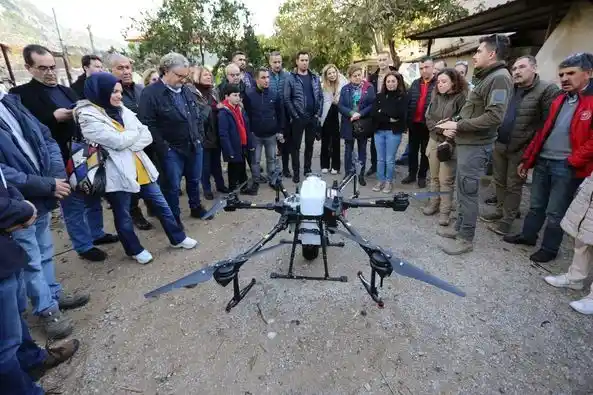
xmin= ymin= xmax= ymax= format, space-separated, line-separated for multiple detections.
xmin=0 ymin=0 xmax=125 ymax=52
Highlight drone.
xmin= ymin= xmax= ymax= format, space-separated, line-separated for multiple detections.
xmin=144 ymin=159 xmax=466 ymax=312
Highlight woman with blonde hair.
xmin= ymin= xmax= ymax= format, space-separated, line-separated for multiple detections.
xmin=142 ymin=68 xmax=159 ymax=86
xmin=320 ymin=64 xmax=347 ymax=174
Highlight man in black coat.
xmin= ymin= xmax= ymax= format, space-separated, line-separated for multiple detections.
xmin=0 ymin=167 xmax=79 ymax=394
xmin=10 ymin=44 xmax=117 ymax=262
xmin=70 ymin=54 xmax=104 ymax=99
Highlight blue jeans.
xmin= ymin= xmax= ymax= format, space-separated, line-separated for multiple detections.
xmin=106 ymin=182 xmax=187 ymax=256
xmin=522 ymin=158 xmax=583 ymax=254
xmin=374 ymin=131 xmax=402 ymax=182
xmin=162 ymin=145 xmax=203 ymax=218
xmin=0 ymin=272 xmax=46 ymax=395
xmin=201 ymin=147 xmax=226 ymax=193
xmin=344 ymin=137 xmax=368 ymax=174
xmin=253 ymin=135 xmax=278 ymax=179
xmin=60 ymin=191 xmax=106 ymax=253
xmin=12 ymin=213 xmax=61 ymax=315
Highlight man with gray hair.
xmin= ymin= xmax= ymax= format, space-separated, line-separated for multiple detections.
xmin=139 ymin=52 xmax=212 ymax=229
xmin=480 ymin=55 xmax=560 ymax=236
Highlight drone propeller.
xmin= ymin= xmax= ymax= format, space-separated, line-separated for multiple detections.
xmin=352 ymin=191 xmax=449 ymax=202
xmin=200 ymin=180 xmax=249 ymax=219
xmin=144 ymin=241 xmax=286 ymax=298
xmin=328 ymin=228 xmax=466 ymax=297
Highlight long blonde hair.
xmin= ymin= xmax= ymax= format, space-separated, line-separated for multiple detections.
xmin=321 ymin=64 xmax=342 ymax=95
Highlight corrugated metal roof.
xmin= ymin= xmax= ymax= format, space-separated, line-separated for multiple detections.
xmin=406 ymin=0 xmax=573 ymax=40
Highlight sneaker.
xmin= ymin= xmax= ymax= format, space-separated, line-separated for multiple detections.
xmin=480 ymin=211 xmax=503 ymax=223
xmin=40 ymin=309 xmax=73 ymax=340
xmin=58 ymin=291 xmax=90 ymax=310
xmin=134 ymin=249 xmax=153 ymax=264
xmin=321 ymin=168 xmax=329 ymax=174
xmin=172 ymin=237 xmax=198 ymax=250
xmin=27 ymin=338 xmax=80 ymax=381
xmin=79 ymin=247 xmax=107 ymax=262
xmin=331 ymin=169 xmax=338 ymax=175
xmin=382 ymin=182 xmax=393 ymax=194
xmin=569 ymin=297 xmax=593 ymax=315
xmin=372 ymin=182 xmax=384 ymax=192
xmin=543 ymin=274 xmax=584 ymax=290
xmin=366 ymin=167 xmax=376 ymax=177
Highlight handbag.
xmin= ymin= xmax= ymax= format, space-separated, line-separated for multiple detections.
xmin=65 ymin=140 xmax=109 ymax=197
xmin=352 ymin=117 xmax=374 ymax=139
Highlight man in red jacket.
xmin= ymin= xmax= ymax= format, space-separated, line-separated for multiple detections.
xmin=504 ymin=53 xmax=593 ymax=263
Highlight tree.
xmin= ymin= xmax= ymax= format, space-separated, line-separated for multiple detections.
xmin=337 ymin=0 xmax=469 ymax=68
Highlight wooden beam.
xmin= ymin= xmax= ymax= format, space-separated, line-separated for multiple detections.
xmin=1 ymin=44 xmax=15 ymax=83
xmin=544 ymin=2 xmax=560 ymax=40
xmin=427 ymin=39 xmax=433 ymax=56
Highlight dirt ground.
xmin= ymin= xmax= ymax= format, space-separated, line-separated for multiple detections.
xmin=33 ymin=152 xmax=593 ymax=395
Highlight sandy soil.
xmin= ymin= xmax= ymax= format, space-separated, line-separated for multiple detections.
xmin=33 ymin=159 xmax=593 ymax=395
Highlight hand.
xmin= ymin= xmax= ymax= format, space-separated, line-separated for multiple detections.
xmin=276 ymin=133 xmax=285 ymax=144
xmin=443 ymin=129 xmax=456 ymax=138
xmin=54 ymin=179 xmax=71 ymax=199
xmin=350 ymin=112 xmax=361 ymax=122
xmin=436 ymin=118 xmax=450 ymax=125
xmin=6 ymin=201 xmax=37 ymax=232
xmin=216 ymin=103 xmax=224 ymax=109
xmin=517 ymin=163 xmax=528 ymax=179
xmin=389 ymin=118 xmax=398 ymax=123
xmin=53 ymin=108 xmax=73 ymax=122
xmin=436 ymin=120 xmax=457 ymax=130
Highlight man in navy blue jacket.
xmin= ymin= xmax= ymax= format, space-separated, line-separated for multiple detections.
xmin=0 ymin=167 xmax=80 ymax=395
xmin=243 ymin=68 xmax=285 ymax=189
xmin=0 ymin=91 xmax=89 ymax=339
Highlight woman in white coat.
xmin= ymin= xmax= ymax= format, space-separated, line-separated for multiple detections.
xmin=319 ymin=64 xmax=347 ymax=174
xmin=74 ymin=72 xmax=197 ymax=264
xmin=544 ymin=171 xmax=592 ymax=314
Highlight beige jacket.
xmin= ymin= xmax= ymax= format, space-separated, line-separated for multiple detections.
xmin=561 ymin=172 xmax=593 ymax=244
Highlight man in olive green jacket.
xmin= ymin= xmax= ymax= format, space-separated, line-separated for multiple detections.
xmin=435 ymin=34 xmax=514 ymax=255
xmin=480 ymin=56 xmax=561 ymax=235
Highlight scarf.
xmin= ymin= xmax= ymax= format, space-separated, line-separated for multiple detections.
xmin=222 ymin=99 xmax=247 ymax=146
xmin=84 ymin=72 xmax=124 ymax=126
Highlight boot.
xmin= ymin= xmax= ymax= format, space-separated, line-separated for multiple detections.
xmin=438 ymin=213 xmax=450 ymax=226
xmin=439 ymin=193 xmax=452 ymax=226
xmin=422 ymin=198 xmax=439 ymax=216
xmin=27 ymin=339 xmax=80 ymax=381
xmin=358 ymin=167 xmax=367 ymax=186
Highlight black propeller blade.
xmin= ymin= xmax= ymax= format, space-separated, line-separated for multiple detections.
xmin=144 ymin=242 xmax=286 ymax=298
xmin=200 ymin=180 xmax=249 ymax=219
xmin=352 ymin=191 xmax=449 ymax=202
xmin=328 ymin=228 xmax=466 ymax=297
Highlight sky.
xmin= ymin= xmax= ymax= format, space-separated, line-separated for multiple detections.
xmin=29 ymin=0 xmax=282 ymax=43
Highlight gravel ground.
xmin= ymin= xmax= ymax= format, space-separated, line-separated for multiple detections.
xmin=34 ymin=144 xmax=593 ymax=395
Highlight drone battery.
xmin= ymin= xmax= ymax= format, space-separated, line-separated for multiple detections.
xmin=300 ymin=175 xmax=327 ymax=216
xmin=300 ymin=220 xmax=321 ymax=245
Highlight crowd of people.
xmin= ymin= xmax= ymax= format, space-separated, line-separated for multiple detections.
xmin=2 ymin=33 xmax=593 ymax=394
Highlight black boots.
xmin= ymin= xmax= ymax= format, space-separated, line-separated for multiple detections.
xmin=359 ymin=167 xmax=366 ymax=186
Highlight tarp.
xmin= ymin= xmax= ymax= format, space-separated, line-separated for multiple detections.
xmin=536 ymin=0 xmax=593 ymax=84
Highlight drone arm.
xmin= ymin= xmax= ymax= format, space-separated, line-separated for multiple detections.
xmin=341 ymin=195 xmax=410 ymax=212
xmin=241 ymin=216 xmax=290 ymax=257
xmin=224 ymin=200 xmax=280 ymax=211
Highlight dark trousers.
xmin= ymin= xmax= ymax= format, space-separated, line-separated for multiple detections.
xmin=201 ymin=147 xmax=226 ymax=193
xmin=290 ymin=117 xmax=317 ymax=175
xmin=228 ymin=148 xmax=250 ymax=190
xmin=320 ymin=119 xmax=341 ymax=172
xmin=369 ymin=137 xmax=377 ymax=170
xmin=408 ymin=122 xmax=430 ymax=179
xmin=521 ymin=158 xmax=583 ymax=255
xmin=279 ymin=140 xmax=291 ymax=173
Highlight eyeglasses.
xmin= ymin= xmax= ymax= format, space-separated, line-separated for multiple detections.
xmin=34 ymin=65 xmax=57 ymax=73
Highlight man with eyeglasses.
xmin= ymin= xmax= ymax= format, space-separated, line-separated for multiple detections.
xmin=10 ymin=44 xmax=117 ymax=262
xmin=139 ymin=52 xmax=213 ymax=229
xmin=435 ymin=34 xmax=513 ymax=255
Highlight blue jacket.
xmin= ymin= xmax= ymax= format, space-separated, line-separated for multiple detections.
xmin=218 ymin=106 xmax=254 ymax=163
xmin=0 ymin=94 xmax=65 ymax=216
xmin=138 ymin=80 xmax=204 ymax=158
xmin=284 ymin=71 xmax=323 ymax=121
xmin=338 ymin=81 xmax=376 ymax=140
xmin=0 ymin=168 xmax=35 ymax=279
xmin=243 ymin=87 xmax=285 ymax=138
xmin=269 ymin=69 xmax=289 ymax=102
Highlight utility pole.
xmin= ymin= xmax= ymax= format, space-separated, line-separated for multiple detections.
xmin=52 ymin=7 xmax=73 ymax=85
xmin=86 ymin=25 xmax=97 ymax=54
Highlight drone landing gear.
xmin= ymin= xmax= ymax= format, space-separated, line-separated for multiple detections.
xmin=270 ymin=219 xmax=348 ymax=283
xmin=357 ymin=251 xmax=394 ymax=308
xmin=225 ymin=276 xmax=256 ymax=313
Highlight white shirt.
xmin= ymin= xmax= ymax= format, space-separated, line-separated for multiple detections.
xmin=0 ymin=99 xmax=40 ymax=170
